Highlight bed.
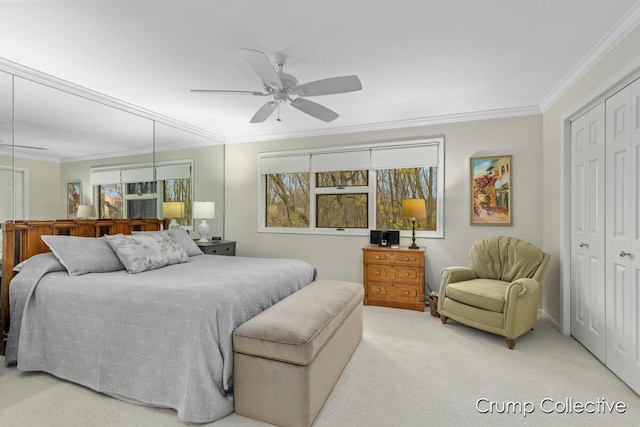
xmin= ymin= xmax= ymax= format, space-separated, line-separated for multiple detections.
xmin=0 ymin=219 xmax=316 ymax=423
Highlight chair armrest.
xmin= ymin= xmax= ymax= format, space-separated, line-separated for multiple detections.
xmin=503 ymin=278 xmax=541 ymax=338
xmin=505 ymin=278 xmax=539 ymax=299
xmin=439 ymin=266 xmax=477 ymax=286
xmin=438 ymin=267 xmax=477 ymax=311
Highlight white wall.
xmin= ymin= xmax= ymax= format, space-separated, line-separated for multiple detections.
xmin=225 ymin=115 xmax=543 ymax=292
xmin=542 ymin=24 xmax=640 ymax=329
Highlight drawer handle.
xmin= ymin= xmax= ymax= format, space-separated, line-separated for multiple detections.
xmin=375 ymin=255 xmax=380 ymax=259
xmin=404 ymin=290 xmax=409 ymax=295
xmin=376 ymin=270 xmax=381 ymax=274
xmin=405 ymin=272 xmax=410 ymax=276
xmin=376 ymin=288 xmax=381 ymax=292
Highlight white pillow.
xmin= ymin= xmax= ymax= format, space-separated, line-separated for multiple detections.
xmin=41 ymin=235 xmax=124 ymax=276
xmin=106 ymin=232 xmax=190 ymax=274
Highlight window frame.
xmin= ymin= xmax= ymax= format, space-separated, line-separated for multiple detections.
xmin=258 ymin=138 xmax=445 ymax=238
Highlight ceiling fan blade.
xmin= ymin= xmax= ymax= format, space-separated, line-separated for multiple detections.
xmin=239 ymin=48 xmax=283 ymax=91
xmin=290 ymin=98 xmax=339 ymax=122
xmin=190 ymin=89 xmax=268 ymax=96
xmin=0 ymin=143 xmax=49 ymax=150
xmin=250 ymin=101 xmax=278 ymax=123
xmin=293 ymin=75 xmax=362 ymax=97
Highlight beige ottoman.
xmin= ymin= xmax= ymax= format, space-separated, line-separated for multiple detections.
xmin=233 ymin=279 xmax=364 ymax=427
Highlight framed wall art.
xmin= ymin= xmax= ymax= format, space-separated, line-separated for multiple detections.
xmin=67 ymin=180 xmax=82 ymax=219
xmin=470 ymin=155 xmax=512 ymax=225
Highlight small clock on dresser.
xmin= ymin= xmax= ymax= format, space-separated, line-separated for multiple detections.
xmin=195 ymin=240 xmax=236 ymax=256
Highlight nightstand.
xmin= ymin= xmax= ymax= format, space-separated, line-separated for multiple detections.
xmin=362 ymin=245 xmax=425 ymax=312
xmin=195 ymin=240 xmax=236 ymax=256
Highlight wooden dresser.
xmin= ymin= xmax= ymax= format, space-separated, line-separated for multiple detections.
xmin=362 ymin=245 xmax=425 ymax=312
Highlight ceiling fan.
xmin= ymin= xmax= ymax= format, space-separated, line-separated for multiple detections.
xmin=0 ymin=141 xmax=49 ymax=150
xmin=191 ymin=48 xmax=362 ymax=123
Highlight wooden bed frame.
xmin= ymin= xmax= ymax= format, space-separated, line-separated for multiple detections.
xmin=0 ymin=218 xmax=168 ymax=355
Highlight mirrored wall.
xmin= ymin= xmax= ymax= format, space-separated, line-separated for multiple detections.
xmin=0 ymin=65 xmax=225 ymax=240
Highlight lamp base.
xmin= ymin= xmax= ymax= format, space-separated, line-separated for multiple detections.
xmin=169 ymin=219 xmax=180 ymax=229
xmin=197 ymin=219 xmax=210 ymax=243
xmin=408 ymin=220 xmax=420 ymax=249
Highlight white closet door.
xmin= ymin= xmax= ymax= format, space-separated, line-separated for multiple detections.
xmin=604 ymin=82 xmax=638 ymax=385
xmin=630 ymin=79 xmax=640 ymax=393
xmin=571 ymin=102 xmax=606 ymax=362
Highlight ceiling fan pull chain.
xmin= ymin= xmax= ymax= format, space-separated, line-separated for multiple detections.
xmin=277 ymin=101 xmax=282 ymax=122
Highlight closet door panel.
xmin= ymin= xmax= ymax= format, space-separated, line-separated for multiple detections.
xmin=630 ymin=78 xmax=640 ymax=392
xmin=571 ymin=102 xmax=606 ymax=361
xmin=605 ymin=86 xmax=633 ymax=381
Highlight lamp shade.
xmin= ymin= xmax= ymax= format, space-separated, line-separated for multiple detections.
xmin=401 ymin=199 xmax=427 ymax=218
xmin=163 ymin=201 xmax=185 ymax=219
xmin=77 ymin=204 xmax=93 ymax=219
xmin=193 ymin=201 xmax=215 ymax=219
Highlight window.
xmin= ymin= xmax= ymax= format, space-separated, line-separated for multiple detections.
xmin=259 ymin=138 xmax=444 ymax=238
xmin=265 ymin=173 xmax=309 ymax=228
xmin=92 ymin=161 xmax=193 ymax=226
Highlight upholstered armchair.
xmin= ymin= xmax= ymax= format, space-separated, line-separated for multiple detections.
xmin=438 ymin=236 xmax=550 ymax=349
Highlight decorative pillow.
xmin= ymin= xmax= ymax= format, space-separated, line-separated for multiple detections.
xmin=41 ymin=235 xmax=124 ymax=276
xmin=106 ymin=232 xmax=190 ymax=274
xmin=133 ymin=229 xmax=202 ymax=257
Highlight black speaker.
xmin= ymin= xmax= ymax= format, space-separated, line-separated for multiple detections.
xmin=370 ymin=230 xmax=400 ymax=247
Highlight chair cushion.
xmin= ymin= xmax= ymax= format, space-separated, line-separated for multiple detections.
xmin=469 ymin=236 xmax=545 ymax=282
xmin=445 ymin=279 xmax=508 ymax=313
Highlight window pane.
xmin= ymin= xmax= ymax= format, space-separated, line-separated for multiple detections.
xmin=164 ymin=178 xmax=192 ymax=226
xmin=99 ymin=184 xmax=123 ymax=219
xmin=376 ymin=167 xmax=437 ymax=231
xmin=316 ymin=194 xmax=368 ymax=228
xmin=127 ymin=199 xmax=156 ymax=218
xmin=266 ymin=173 xmax=310 ymax=228
xmin=126 ymin=181 xmax=156 ymax=195
xmin=316 ymin=170 xmax=368 ymax=187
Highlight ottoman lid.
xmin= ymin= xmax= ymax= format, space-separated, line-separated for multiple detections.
xmin=233 ymin=280 xmax=363 ymax=365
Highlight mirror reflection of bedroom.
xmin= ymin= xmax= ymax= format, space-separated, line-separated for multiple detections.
xmin=3 ymin=2 xmax=640 ymax=426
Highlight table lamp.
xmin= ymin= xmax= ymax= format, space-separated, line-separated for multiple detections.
xmin=77 ymin=204 xmax=93 ymax=219
xmin=193 ymin=201 xmax=215 ymax=242
xmin=401 ymin=198 xmax=427 ymax=249
xmin=163 ymin=201 xmax=184 ymax=229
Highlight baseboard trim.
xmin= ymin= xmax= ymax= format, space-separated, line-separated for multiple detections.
xmin=538 ymin=309 xmax=564 ymax=335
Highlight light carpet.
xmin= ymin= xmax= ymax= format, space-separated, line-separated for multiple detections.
xmin=1 ymin=305 xmax=638 ymax=426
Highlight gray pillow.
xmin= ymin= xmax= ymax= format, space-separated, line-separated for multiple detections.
xmin=132 ymin=229 xmax=203 ymax=257
xmin=106 ymin=232 xmax=190 ymax=274
xmin=41 ymin=235 xmax=124 ymax=276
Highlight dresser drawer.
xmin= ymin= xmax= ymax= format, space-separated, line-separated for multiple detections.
xmin=393 ymin=266 xmax=421 ymax=284
xmin=365 ymin=265 xmax=395 ymax=280
xmin=367 ymin=281 xmax=392 ymax=298
xmin=364 ymin=251 xmax=395 ymax=264
xmin=393 ymin=252 xmax=423 ymax=266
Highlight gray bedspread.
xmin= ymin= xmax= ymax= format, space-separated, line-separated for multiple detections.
xmin=6 ymin=252 xmax=316 ymax=423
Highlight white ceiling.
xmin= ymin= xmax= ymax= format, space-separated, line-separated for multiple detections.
xmin=1 ymin=0 xmax=640 ymax=146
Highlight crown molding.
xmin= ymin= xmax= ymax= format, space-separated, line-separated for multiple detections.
xmin=226 ymin=105 xmax=542 ymax=144
xmin=0 ymin=57 xmax=225 ymax=145
xmin=539 ymin=3 xmax=640 ymax=112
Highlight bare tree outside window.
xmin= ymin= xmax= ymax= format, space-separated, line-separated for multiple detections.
xmin=266 ymin=173 xmax=310 ymax=227
xmin=376 ymin=167 xmax=437 ymax=231
xmin=164 ymin=178 xmax=192 ymax=226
